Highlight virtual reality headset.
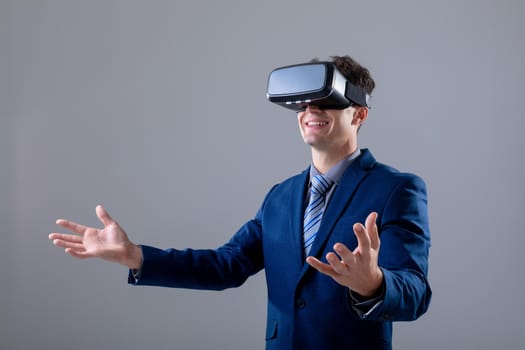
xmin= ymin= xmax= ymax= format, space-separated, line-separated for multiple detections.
xmin=266 ymin=62 xmax=371 ymax=112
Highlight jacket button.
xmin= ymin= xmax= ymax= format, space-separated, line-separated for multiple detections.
xmin=296 ymin=299 xmax=306 ymax=309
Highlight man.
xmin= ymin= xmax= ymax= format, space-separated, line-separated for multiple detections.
xmin=49 ymin=55 xmax=431 ymax=350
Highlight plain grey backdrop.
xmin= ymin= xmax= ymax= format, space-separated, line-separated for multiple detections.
xmin=2 ymin=0 xmax=524 ymax=349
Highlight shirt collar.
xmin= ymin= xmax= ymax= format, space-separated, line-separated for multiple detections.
xmin=309 ymin=148 xmax=361 ymax=185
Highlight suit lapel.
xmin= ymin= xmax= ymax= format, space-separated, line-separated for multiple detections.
xmin=298 ymin=149 xmax=377 ymax=279
xmin=288 ymin=169 xmax=310 ymax=269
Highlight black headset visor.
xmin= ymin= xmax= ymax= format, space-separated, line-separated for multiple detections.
xmin=266 ymin=62 xmax=370 ymax=112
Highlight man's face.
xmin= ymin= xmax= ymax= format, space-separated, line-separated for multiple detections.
xmin=297 ymin=105 xmax=361 ymax=153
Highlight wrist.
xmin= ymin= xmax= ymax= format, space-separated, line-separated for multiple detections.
xmin=123 ymin=243 xmax=143 ymax=270
xmin=357 ymin=268 xmax=384 ymax=298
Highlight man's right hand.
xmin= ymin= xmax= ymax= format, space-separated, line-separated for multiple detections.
xmin=49 ymin=205 xmax=143 ymax=269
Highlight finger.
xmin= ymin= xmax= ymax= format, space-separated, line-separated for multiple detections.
xmin=65 ymin=248 xmax=92 ymax=259
xmin=326 ymin=252 xmax=349 ymax=275
xmin=96 ymin=205 xmax=114 ymax=227
xmin=333 ymin=243 xmax=356 ymax=266
xmin=49 ymin=233 xmax=83 ymax=243
xmin=306 ymin=256 xmax=337 ymax=277
xmin=55 ymin=219 xmax=89 ymax=235
xmin=353 ymin=221 xmax=372 ymax=252
xmin=52 ymin=238 xmax=85 ymax=251
xmin=365 ymin=212 xmax=380 ymax=250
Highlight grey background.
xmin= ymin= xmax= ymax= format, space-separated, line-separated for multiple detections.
xmin=2 ymin=0 xmax=524 ymax=349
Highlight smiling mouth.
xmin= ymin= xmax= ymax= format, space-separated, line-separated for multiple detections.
xmin=306 ymin=121 xmax=329 ymax=126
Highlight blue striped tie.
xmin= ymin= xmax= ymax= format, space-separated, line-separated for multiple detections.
xmin=303 ymin=174 xmax=333 ymax=255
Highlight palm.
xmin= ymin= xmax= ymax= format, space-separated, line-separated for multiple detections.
xmin=50 ymin=205 xmax=134 ymax=265
xmin=82 ymin=224 xmax=127 ymax=260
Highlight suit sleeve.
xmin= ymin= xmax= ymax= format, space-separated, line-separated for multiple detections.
xmin=363 ymin=174 xmax=432 ymax=321
xmin=127 ymin=208 xmax=267 ymax=291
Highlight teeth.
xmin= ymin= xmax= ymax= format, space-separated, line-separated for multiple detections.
xmin=307 ymin=121 xmax=328 ymax=126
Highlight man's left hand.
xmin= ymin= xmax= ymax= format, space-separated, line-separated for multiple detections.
xmin=306 ymin=211 xmax=384 ymax=297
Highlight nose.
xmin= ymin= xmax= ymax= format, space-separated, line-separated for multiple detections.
xmin=305 ymin=104 xmax=321 ymax=113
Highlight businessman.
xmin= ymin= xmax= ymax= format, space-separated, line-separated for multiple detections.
xmin=49 ymin=55 xmax=431 ymax=350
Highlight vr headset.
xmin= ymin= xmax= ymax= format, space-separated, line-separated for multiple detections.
xmin=266 ymin=62 xmax=370 ymax=112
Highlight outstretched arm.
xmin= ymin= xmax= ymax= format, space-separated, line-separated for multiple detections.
xmin=49 ymin=205 xmax=143 ymax=269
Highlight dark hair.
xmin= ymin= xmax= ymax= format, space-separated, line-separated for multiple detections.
xmin=330 ymin=55 xmax=375 ymax=96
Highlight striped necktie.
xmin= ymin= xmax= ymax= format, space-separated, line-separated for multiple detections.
xmin=303 ymin=174 xmax=333 ymax=255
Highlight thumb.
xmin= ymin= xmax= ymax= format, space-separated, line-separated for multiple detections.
xmin=96 ymin=205 xmax=114 ymax=227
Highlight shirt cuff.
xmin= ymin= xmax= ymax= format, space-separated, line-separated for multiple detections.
xmin=130 ymin=244 xmax=144 ymax=283
xmin=130 ymin=268 xmax=142 ymax=283
xmin=349 ymin=283 xmax=385 ymax=318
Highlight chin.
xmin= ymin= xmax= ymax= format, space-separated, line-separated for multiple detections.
xmin=305 ymin=140 xmax=328 ymax=150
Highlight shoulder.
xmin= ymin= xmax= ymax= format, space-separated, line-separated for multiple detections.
xmin=359 ymin=149 xmax=427 ymax=191
xmin=255 ymin=169 xmax=308 ymax=218
xmin=257 ymin=168 xmax=308 ymax=201
xmin=373 ymin=161 xmax=425 ymax=184
xmin=269 ymin=168 xmax=309 ymax=192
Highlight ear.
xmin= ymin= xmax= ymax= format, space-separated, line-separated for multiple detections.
xmin=352 ymin=107 xmax=369 ymax=126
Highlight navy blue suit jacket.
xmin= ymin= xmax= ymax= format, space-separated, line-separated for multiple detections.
xmin=129 ymin=149 xmax=432 ymax=350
